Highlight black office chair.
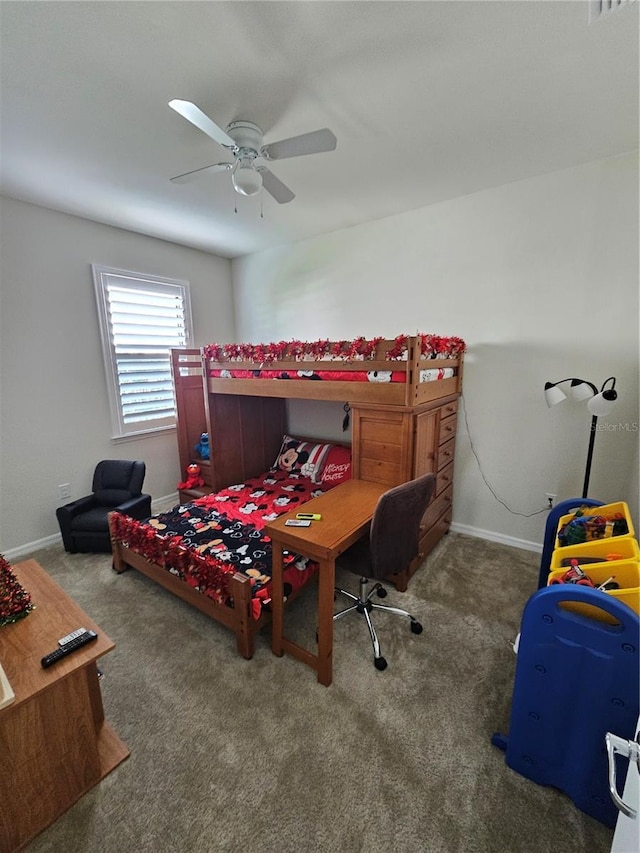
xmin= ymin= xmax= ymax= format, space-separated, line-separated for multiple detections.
xmin=56 ymin=460 xmax=151 ymax=553
xmin=333 ymin=473 xmax=436 ymax=670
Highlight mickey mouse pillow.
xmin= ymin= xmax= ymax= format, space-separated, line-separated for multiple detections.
xmin=272 ymin=435 xmax=333 ymax=483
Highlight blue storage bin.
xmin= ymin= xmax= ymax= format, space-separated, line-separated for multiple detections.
xmin=492 ymin=584 xmax=640 ymax=827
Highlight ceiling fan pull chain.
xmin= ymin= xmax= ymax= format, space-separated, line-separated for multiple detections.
xmin=260 ymin=188 xmax=264 ymax=219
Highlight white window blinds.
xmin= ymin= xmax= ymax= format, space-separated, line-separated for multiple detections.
xmin=92 ymin=265 xmax=193 ymax=438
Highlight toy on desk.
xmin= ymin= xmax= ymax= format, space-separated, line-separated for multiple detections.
xmin=177 ymin=463 xmax=205 ymax=490
xmin=194 ymin=433 xmax=210 ymax=460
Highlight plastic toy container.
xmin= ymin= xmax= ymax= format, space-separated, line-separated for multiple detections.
xmin=554 ymin=501 xmax=635 ymax=550
xmin=492 ymin=584 xmax=640 ymax=828
xmin=547 ymin=559 xmax=640 ymax=623
xmin=550 ymin=536 xmax=640 ymax=572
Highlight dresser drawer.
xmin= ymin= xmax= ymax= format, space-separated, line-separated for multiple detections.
xmin=439 ymin=412 xmax=458 ymax=444
xmin=419 ymin=508 xmax=452 ymax=559
xmin=438 ymin=436 xmax=455 ymax=471
xmin=440 ymin=400 xmax=458 ymax=420
xmin=435 ymin=461 xmax=454 ymax=496
xmin=421 ymin=484 xmax=453 ymax=532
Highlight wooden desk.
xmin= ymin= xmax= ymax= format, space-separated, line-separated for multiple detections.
xmin=267 ymin=479 xmax=387 ymax=687
xmin=0 ymin=559 xmax=129 ymax=852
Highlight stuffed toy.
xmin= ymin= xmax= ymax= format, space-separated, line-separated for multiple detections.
xmin=194 ymin=432 xmax=210 ymax=460
xmin=177 ymin=463 xmax=206 ymax=490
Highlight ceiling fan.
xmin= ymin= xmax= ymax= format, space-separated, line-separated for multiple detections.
xmin=168 ymin=99 xmax=337 ymax=204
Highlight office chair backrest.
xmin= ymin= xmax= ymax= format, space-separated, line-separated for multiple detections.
xmin=92 ymin=460 xmax=146 ymax=507
xmin=369 ymin=473 xmax=436 ymax=579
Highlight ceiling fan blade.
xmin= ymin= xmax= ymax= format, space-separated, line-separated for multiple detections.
xmin=168 ymin=100 xmax=237 ymax=150
xmin=260 ymin=128 xmax=337 ymax=161
xmin=257 ymin=167 xmax=295 ymax=204
xmin=170 ymin=163 xmax=231 ymax=184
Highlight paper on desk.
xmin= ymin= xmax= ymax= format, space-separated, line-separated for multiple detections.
xmin=0 ymin=661 xmax=15 ymax=708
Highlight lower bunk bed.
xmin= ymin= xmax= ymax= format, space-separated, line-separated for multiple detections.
xmin=109 ymin=436 xmax=352 ymax=658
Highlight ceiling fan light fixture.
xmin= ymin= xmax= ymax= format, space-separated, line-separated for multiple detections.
xmin=232 ymin=157 xmax=262 ymax=197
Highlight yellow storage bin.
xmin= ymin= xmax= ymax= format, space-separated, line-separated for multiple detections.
xmin=550 ymin=536 xmax=640 ymax=572
xmin=554 ymin=501 xmax=635 ymax=550
xmin=547 ymin=559 xmax=640 ymax=623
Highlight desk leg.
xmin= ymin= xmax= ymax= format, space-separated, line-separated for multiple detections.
xmin=316 ymin=557 xmax=335 ymax=687
xmin=271 ymin=542 xmax=284 ymax=657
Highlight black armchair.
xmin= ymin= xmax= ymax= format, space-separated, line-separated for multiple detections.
xmin=333 ymin=473 xmax=436 ymax=671
xmin=56 ymin=460 xmax=151 ymax=553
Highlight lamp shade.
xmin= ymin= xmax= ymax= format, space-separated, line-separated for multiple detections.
xmin=587 ymin=389 xmax=618 ymax=416
xmin=232 ymin=158 xmax=263 ymax=196
xmin=570 ymin=380 xmax=595 ymax=402
xmin=544 ymin=382 xmax=567 ymax=407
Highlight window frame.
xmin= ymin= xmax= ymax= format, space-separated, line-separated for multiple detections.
xmin=92 ymin=264 xmax=194 ymax=440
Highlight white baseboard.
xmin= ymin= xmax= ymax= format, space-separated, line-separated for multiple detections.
xmin=2 ymin=493 xmax=179 ymax=563
xmin=449 ymin=521 xmax=542 ymax=554
xmin=152 ymin=492 xmax=179 ymax=512
xmin=3 ymin=533 xmax=61 ymax=562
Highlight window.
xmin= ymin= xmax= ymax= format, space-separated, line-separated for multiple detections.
xmin=92 ymin=265 xmax=193 ymax=438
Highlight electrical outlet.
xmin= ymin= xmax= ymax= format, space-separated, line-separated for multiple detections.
xmin=58 ymin=483 xmax=72 ymax=500
xmin=545 ymin=493 xmax=557 ymax=509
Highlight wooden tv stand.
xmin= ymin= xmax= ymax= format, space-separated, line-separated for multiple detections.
xmin=0 ymin=559 xmax=129 ymax=851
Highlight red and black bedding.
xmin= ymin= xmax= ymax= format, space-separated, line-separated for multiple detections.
xmin=208 ymin=366 xmax=456 ymax=383
xmin=208 ymin=367 xmax=408 ymax=383
xmin=110 ymin=436 xmax=352 ymax=620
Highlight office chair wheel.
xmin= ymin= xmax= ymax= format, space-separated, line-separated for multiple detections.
xmin=410 ymin=620 xmax=423 ymax=634
xmin=374 ymin=656 xmax=388 ymax=671
xmin=376 ymin=587 xmax=388 ymax=598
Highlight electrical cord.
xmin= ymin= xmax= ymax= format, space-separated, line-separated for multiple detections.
xmin=459 ymin=393 xmax=548 ymax=517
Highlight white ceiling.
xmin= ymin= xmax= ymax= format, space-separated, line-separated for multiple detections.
xmin=1 ymin=1 xmax=637 ymax=259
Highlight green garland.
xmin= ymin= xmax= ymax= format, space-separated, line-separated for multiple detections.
xmin=0 ymin=554 xmax=33 ymax=627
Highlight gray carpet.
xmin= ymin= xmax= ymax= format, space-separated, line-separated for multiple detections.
xmin=18 ymin=534 xmax=613 ymax=853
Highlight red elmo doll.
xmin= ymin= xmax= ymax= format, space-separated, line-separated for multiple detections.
xmin=177 ymin=463 xmax=206 ymax=490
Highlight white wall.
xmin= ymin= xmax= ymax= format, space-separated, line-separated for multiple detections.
xmin=0 ymin=197 xmax=234 ymax=555
xmin=232 ymin=154 xmax=639 ymax=550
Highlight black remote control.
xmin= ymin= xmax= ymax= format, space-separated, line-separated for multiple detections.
xmin=41 ymin=630 xmax=98 ymax=668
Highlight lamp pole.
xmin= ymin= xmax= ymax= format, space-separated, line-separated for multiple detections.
xmin=582 ymin=413 xmax=598 ymax=499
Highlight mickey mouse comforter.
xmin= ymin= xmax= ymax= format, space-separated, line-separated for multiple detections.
xmin=110 ymin=469 xmax=327 ymax=619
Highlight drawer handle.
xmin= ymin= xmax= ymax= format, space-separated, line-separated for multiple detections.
xmin=442 ymin=450 xmax=452 ymax=458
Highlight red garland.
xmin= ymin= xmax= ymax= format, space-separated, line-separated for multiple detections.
xmin=0 ymin=553 xmax=33 ymax=626
xmin=110 ymin=513 xmax=236 ymax=605
xmin=204 ymin=334 xmax=466 ymax=364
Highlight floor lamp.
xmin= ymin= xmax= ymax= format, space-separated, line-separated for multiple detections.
xmin=544 ymin=376 xmax=618 ymax=499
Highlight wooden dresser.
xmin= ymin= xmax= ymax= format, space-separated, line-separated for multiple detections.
xmin=0 ymin=560 xmax=128 ymax=851
xmin=350 ymin=393 xmax=459 ymax=589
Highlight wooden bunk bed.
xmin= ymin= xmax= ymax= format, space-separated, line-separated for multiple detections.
xmin=109 ymin=334 xmax=465 ymax=658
